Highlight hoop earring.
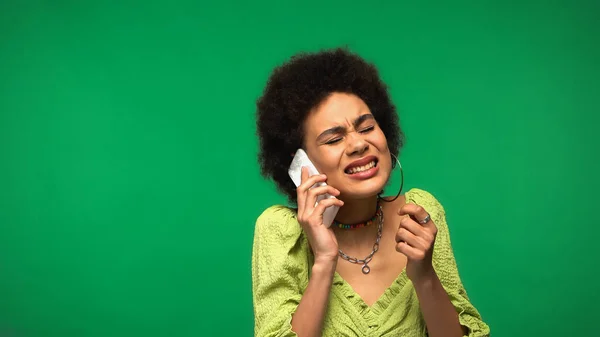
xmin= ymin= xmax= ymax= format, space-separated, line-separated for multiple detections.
xmin=378 ymin=153 xmax=404 ymax=203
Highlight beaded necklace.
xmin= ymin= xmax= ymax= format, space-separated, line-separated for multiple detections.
xmin=333 ymin=202 xmax=382 ymax=229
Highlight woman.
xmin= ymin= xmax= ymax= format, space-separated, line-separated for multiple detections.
xmin=252 ymin=48 xmax=489 ymax=337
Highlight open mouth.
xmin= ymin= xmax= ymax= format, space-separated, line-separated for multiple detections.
xmin=345 ymin=159 xmax=378 ymax=175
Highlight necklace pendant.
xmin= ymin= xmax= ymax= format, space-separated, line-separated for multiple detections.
xmin=361 ymin=264 xmax=371 ymax=274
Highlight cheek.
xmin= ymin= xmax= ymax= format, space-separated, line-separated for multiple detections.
xmin=371 ymin=131 xmax=390 ymax=152
xmin=372 ymin=133 xmax=392 ymax=169
xmin=382 ymin=154 xmax=393 ymax=173
xmin=313 ymin=148 xmax=343 ymax=173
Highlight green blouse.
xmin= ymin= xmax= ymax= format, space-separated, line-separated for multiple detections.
xmin=252 ymin=188 xmax=490 ymax=336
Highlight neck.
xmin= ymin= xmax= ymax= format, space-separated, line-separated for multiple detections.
xmin=335 ymin=195 xmax=379 ymax=224
xmin=332 ymin=195 xmax=380 ymax=247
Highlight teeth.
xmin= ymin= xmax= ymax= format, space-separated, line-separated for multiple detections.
xmin=348 ymin=161 xmax=376 ymax=174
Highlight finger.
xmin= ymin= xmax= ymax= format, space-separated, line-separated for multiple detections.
xmin=395 ymin=227 xmax=427 ymax=251
xmin=308 ymin=198 xmax=344 ymax=226
xmin=298 ymin=169 xmax=328 ymax=191
xmin=308 ymin=185 xmax=341 ymax=198
xmin=296 ymin=167 xmax=326 ymax=213
xmin=296 ymin=167 xmax=308 ymax=212
xmin=305 ymin=185 xmax=341 ymax=213
xmin=395 ymin=241 xmax=426 ymax=260
xmin=301 ymin=165 xmax=309 ymax=182
xmin=398 ymin=215 xmax=428 ymax=238
xmin=298 ymin=174 xmax=329 ymax=197
xmin=398 ymin=203 xmax=432 ymax=227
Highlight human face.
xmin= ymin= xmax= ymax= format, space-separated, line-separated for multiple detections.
xmin=302 ymin=92 xmax=393 ymax=200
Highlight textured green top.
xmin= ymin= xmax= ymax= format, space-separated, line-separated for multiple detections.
xmin=252 ymin=188 xmax=490 ymax=336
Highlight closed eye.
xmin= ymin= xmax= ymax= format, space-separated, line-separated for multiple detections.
xmin=359 ymin=125 xmax=375 ymax=133
xmin=325 ymin=138 xmax=342 ymax=145
xmin=324 ymin=126 xmax=374 ymax=144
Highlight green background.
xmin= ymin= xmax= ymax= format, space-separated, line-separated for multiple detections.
xmin=1 ymin=1 xmax=598 ymax=336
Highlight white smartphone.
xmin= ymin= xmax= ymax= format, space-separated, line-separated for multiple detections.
xmin=288 ymin=149 xmax=340 ymax=228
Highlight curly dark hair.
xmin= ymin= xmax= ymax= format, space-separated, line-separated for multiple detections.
xmin=256 ymin=47 xmax=404 ymax=204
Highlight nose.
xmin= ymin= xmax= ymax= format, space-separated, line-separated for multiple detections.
xmin=345 ymin=132 xmax=369 ymax=156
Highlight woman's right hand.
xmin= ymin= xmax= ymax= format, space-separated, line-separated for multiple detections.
xmin=296 ymin=166 xmax=344 ymax=264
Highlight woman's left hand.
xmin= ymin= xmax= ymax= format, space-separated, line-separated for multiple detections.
xmin=395 ymin=203 xmax=438 ymax=283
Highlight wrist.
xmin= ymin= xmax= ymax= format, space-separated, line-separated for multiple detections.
xmin=411 ymin=268 xmax=439 ymax=290
xmin=314 ymin=253 xmax=338 ymax=266
xmin=312 ymin=258 xmax=337 ymax=276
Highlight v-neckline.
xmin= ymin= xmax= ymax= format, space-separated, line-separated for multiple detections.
xmin=330 ymin=190 xmax=415 ymax=315
xmin=332 ymin=268 xmax=409 ymax=315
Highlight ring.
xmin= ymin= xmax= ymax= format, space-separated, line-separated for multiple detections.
xmin=418 ymin=213 xmax=431 ymax=225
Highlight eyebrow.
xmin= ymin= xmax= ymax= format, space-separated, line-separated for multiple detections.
xmin=316 ymin=114 xmax=375 ymax=142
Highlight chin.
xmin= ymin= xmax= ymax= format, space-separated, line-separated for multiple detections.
xmin=338 ymin=176 xmax=389 ymax=200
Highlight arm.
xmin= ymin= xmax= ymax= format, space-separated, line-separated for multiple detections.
xmin=412 ymin=270 xmax=467 ymax=337
xmin=252 ymin=205 xmax=340 ymax=337
xmin=289 ymin=168 xmax=344 ymax=336
xmin=252 ymin=206 xmax=308 ymax=337
xmin=402 ymin=189 xmax=490 ymax=337
xmin=397 ymin=202 xmax=464 ymax=337
xmin=253 ymin=170 xmax=343 ymax=336
xmin=290 ymin=259 xmax=337 ymax=337
xmin=429 ymin=195 xmax=490 ymax=336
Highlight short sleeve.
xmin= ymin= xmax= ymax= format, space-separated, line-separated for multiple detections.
xmin=409 ymin=189 xmax=491 ymax=337
xmin=251 ymin=205 xmax=310 ymax=337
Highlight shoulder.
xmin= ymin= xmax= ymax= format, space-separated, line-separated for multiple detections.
xmin=404 ymin=188 xmax=450 ymax=234
xmin=405 ymin=188 xmax=446 ymax=214
xmin=252 ymin=205 xmax=310 ymax=277
xmin=254 ymin=205 xmax=303 ymax=243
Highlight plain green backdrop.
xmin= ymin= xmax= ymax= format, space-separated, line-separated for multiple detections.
xmin=1 ymin=1 xmax=598 ymax=336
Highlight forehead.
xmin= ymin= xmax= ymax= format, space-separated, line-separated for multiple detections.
xmin=304 ymin=93 xmax=371 ymax=132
